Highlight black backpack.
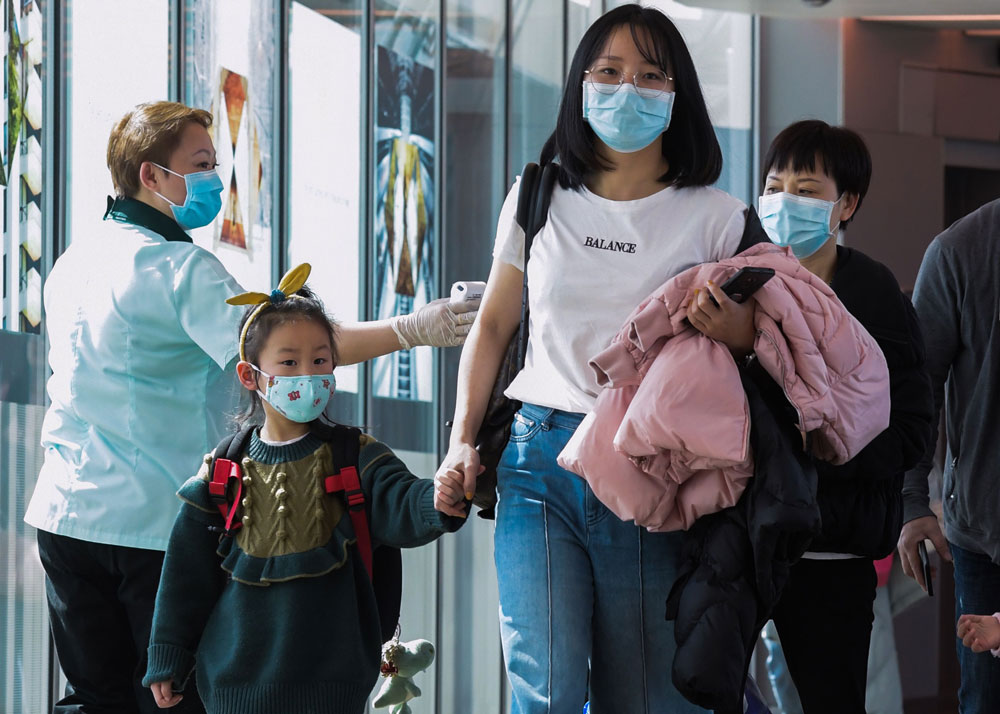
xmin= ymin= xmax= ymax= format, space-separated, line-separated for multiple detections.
xmin=206 ymin=421 xmax=402 ymax=643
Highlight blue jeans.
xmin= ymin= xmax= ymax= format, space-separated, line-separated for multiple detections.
xmin=951 ymin=543 xmax=1000 ymax=714
xmin=494 ymin=403 xmax=705 ymax=714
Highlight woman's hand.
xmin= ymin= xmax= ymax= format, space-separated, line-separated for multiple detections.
xmin=686 ymin=281 xmax=756 ymax=358
xmin=150 ymin=681 xmax=183 ymax=709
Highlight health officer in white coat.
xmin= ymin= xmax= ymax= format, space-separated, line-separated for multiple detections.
xmin=25 ymin=101 xmax=476 ymax=714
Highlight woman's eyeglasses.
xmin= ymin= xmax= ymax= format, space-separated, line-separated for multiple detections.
xmin=584 ymin=65 xmax=674 ymax=99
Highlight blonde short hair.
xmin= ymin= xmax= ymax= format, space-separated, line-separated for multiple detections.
xmin=107 ymin=101 xmax=213 ymax=198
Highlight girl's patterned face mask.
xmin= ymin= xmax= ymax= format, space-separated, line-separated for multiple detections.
xmin=251 ymin=366 xmax=336 ymax=423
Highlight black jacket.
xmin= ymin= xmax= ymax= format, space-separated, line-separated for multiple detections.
xmin=810 ymin=246 xmax=934 ymax=557
xmin=665 ymin=244 xmax=932 ymax=710
xmin=666 ymin=366 xmax=820 ymax=712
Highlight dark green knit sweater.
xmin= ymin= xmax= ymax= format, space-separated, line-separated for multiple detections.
xmin=142 ymin=430 xmax=464 ymax=714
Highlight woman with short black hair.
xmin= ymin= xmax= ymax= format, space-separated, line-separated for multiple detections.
xmin=435 ymin=5 xmax=758 ymax=712
xmin=758 ymin=119 xmax=934 ymax=714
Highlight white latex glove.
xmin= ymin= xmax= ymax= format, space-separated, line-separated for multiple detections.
xmin=391 ymin=296 xmax=480 ymax=349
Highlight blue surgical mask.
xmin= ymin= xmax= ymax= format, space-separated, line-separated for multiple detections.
xmin=758 ymin=192 xmax=843 ymax=259
xmin=252 ymin=367 xmax=336 ymax=424
xmin=582 ymin=81 xmax=674 ymax=154
xmin=152 ymin=164 xmax=225 ymax=230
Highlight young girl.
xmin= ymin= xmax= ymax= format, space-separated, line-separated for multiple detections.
xmin=143 ymin=264 xmax=466 ymax=714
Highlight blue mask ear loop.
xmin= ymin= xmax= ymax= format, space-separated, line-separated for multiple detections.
xmin=250 ymin=364 xmax=272 ymax=404
xmin=149 ymin=163 xmax=187 ymax=208
xmin=829 ymin=193 xmax=847 ymax=240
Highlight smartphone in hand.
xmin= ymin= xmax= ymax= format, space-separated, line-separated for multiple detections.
xmin=918 ymin=540 xmax=934 ymax=597
xmin=709 ymin=267 xmax=776 ymax=307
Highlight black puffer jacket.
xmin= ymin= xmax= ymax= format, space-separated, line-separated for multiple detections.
xmin=810 ymin=246 xmax=934 ymax=557
xmin=665 ymin=366 xmax=821 ymax=712
xmin=665 ymin=246 xmax=934 ymax=710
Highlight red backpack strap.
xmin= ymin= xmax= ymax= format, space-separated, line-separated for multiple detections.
xmin=325 ymin=465 xmax=372 ymax=578
xmin=207 ymin=425 xmax=257 ymax=536
xmin=208 ymin=458 xmax=244 ymax=533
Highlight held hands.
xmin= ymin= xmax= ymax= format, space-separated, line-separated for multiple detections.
xmin=957 ymin=614 xmax=1000 ymax=654
xmin=391 ymin=297 xmax=480 ymax=349
xmin=150 ymin=681 xmax=182 ymax=709
xmin=685 ymin=281 xmax=756 ymax=358
xmin=433 ymin=443 xmax=483 ymax=518
xmin=897 ymin=515 xmax=952 ymax=593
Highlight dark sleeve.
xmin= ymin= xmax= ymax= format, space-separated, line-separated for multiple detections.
xmin=142 ymin=491 xmax=228 ymax=687
xmin=903 ymin=237 xmax=962 ymax=522
xmin=734 ymin=206 xmax=771 ymax=255
xmin=360 ymin=440 xmax=466 ymax=549
xmin=816 ymin=291 xmax=934 ymax=484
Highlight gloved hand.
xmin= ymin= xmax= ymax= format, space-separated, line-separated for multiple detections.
xmin=391 ymin=296 xmax=480 ymax=349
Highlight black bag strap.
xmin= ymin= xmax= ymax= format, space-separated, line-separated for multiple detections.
xmin=735 ymin=205 xmax=771 ymax=255
xmin=221 ymin=423 xmax=257 ymax=462
xmin=513 ymin=162 xmax=559 ymax=369
xmin=310 ymin=421 xmax=362 ymax=473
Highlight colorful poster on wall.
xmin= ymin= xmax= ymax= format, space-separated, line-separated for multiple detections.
xmin=371 ymin=45 xmax=436 ymax=402
xmin=183 ymin=0 xmax=274 ymax=293
xmin=218 ymin=67 xmax=249 ymax=250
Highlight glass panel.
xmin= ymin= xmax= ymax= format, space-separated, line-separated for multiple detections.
xmin=508 ymin=0 xmax=564 ymax=176
xmin=628 ymin=0 xmax=754 ymax=202
xmin=372 ymin=0 xmax=439 ymax=412
xmin=66 ymin=0 xmax=170 ymax=248
xmin=183 ymin=0 xmax=278 ymax=291
xmin=1 ymin=0 xmax=43 ymax=334
xmin=566 ymin=0 xmax=603 ymax=71
xmin=372 ymin=3 xmax=440 ymax=712
xmin=439 ymin=1 xmax=508 ymax=710
xmin=1 ymin=2 xmax=47 ymax=710
xmin=287 ymin=1 xmax=363 ymax=417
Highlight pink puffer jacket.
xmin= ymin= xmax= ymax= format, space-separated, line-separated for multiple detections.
xmin=557 ymin=243 xmax=890 ymax=532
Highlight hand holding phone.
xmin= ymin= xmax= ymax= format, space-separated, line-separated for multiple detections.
xmin=918 ymin=540 xmax=934 ymax=597
xmin=708 ymin=266 xmax=775 ymax=307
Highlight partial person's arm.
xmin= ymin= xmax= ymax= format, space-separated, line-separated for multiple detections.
xmin=359 ymin=436 xmax=467 ymax=546
xmin=902 ymin=238 xmax=960 ymax=520
xmin=174 ymin=247 xmax=479 ymax=368
xmin=686 ymin=206 xmax=759 ymax=358
xmin=898 ymin=237 xmax=961 ymax=588
xmin=142 ymin=478 xmax=228 ymax=700
xmin=434 ymin=259 xmax=523 ymax=513
xmin=336 ymin=297 xmax=479 ymax=365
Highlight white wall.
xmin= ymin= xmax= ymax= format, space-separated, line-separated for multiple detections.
xmin=841 ymin=20 xmax=1000 ymax=291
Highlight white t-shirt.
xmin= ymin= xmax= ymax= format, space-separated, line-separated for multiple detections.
xmin=493 ymin=177 xmax=746 ymax=414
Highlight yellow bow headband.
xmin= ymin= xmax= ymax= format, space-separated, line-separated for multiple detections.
xmin=227 ymin=263 xmax=312 ymax=362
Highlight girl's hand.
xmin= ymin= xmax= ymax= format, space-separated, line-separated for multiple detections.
xmin=957 ymin=614 xmax=1000 ymax=653
xmin=150 ymin=680 xmax=183 ymax=709
xmin=434 ymin=442 xmax=484 ymax=518
xmin=434 ymin=468 xmax=468 ymax=518
xmin=686 ymin=281 xmax=756 ymax=358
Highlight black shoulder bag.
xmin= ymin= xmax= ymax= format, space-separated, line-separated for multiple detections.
xmin=471 ymin=161 xmax=559 ymax=519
